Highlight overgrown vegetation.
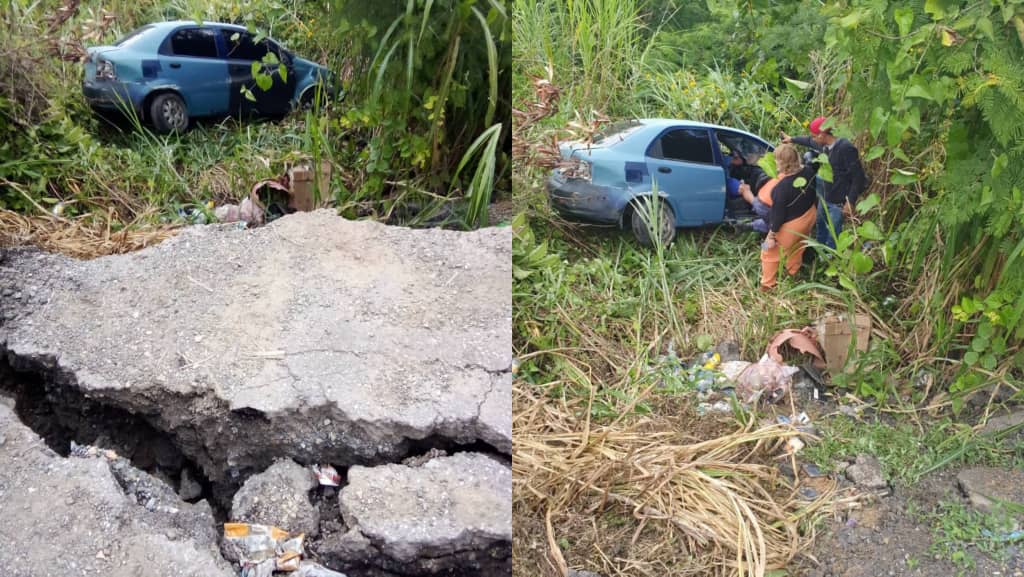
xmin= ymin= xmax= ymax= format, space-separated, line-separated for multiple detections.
xmin=0 ymin=0 xmax=509 ymax=247
xmin=513 ymin=0 xmax=1024 ymax=575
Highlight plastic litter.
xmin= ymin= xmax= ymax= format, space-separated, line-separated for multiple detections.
xmin=313 ymin=464 xmax=340 ymax=487
xmin=786 ymin=437 xmax=805 ymax=454
xmin=767 ymin=328 xmax=827 ymax=369
xmin=223 ymin=523 xmax=305 ymax=572
xmin=735 ymin=355 xmax=799 ymax=404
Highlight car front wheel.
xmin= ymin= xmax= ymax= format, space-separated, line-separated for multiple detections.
xmin=150 ymin=93 xmax=189 ymax=133
xmin=630 ymin=197 xmax=676 ymax=248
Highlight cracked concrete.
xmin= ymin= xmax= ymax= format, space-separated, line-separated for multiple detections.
xmin=0 ymin=399 xmax=234 ymax=577
xmin=323 ymin=452 xmax=512 ymax=575
xmin=0 ymin=211 xmax=512 ymax=484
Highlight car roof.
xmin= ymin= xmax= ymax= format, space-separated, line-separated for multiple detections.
xmin=148 ymin=20 xmax=250 ymax=33
xmin=638 ymin=118 xmax=769 ymax=142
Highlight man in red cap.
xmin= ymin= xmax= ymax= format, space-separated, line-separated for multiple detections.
xmin=781 ymin=116 xmax=867 ymax=251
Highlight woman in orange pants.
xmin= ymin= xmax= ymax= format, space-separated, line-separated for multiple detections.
xmin=760 ymin=144 xmax=818 ymax=290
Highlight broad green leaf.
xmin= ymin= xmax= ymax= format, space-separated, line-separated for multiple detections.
xmin=793 ymin=177 xmax=807 ymax=188
xmin=230 ymin=32 xmax=240 ymax=42
xmin=895 ymin=7 xmax=914 ymax=36
xmin=857 ymin=220 xmax=884 ymax=241
xmin=242 ymin=88 xmax=256 ymax=102
xmin=870 ymin=107 xmax=887 ymax=139
xmin=890 ymin=168 xmax=918 ymax=185
xmin=981 ymin=353 xmax=997 ymax=371
xmin=941 ymin=28 xmax=955 ymax=46
xmin=960 ymin=296 xmax=978 ymax=314
xmin=971 ymin=336 xmax=990 ymax=353
xmin=256 ymin=74 xmax=273 ymax=91
xmin=838 ymin=274 xmax=857 ymax=292
xmin=925 ymin=0 xmax=947 ymax=20
xmin=886 ymin=119 xmax=905 ymax=147
xmin=856 ymin=193 xmax=880 ymax=213
xmin=851 ymin=251 xmax=873 ymax=274
xmin=816 ymin=153 xmax=833 ymax=182
xmin=251 ymin=61 xmax=261 ymax=78
xmin=977 ymin=322 xmax=995 ymax=340
xmin=964 ymin=351 xmax=979 ymax=365
xmin=278 ymin=64 xmax=287 ymax=83
xmin=977 ymin=16 xmax=994 ymax=40
xmin=864 ymin=145 xmax=886 ymax=161
xmin=906 ymin=84 xmax=932 ymax=101
xmin=758 ymin=152 xmax=778 ymax=178
xmin=991 ymin=336 xmax=1007 ymax=355
xmin=783 ymin=77 xmax=810 ymax=90
xmin=891 ymin=147 xmax=910 ymax=162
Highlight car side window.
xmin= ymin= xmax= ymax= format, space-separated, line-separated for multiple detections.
xmin=717 ymin=131 xmax=769 ymax=165
xmin=651 ymin=128 xmax=714 ymax=164
xmin=169 ymin=28 xmax=218 ymax=58
xmin=222 ymin=30 xmax=271 ymax=61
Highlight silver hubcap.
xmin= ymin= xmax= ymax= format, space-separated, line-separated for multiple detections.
xmin=162 ymin=99 xmax=185 ymax=129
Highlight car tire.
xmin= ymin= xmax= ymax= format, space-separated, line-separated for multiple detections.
xmin=149 ymin=93 xmax=189 ymax=133
xmin=630 ymin=197 xmax=676 ymax=248
xmin=298 ymin=85 xmax=327 ymax=111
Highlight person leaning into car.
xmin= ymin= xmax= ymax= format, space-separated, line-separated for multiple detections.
xmin=780 ymin=116 xmax=867 ymax=251
xmin=760 ymin=144 xmax=817 ymax=291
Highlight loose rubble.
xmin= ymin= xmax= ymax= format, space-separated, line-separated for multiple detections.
xmin=231 ymin=459 xmax=320 ymax=538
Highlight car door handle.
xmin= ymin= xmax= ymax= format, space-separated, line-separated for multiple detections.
xmin=170 ymin=63 xmax=181 ymax=69
xmin=657 ymin=167 xmax=671 ymax=174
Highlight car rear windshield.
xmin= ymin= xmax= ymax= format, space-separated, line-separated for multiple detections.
xmin=593 ymin=120 xmax=643 ymax=145
xmin=115 ymin=25 xmax=156 ymax=47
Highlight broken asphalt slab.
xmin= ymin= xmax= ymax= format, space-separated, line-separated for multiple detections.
xmin=0 ymin=211 xmax=512 ymax=484
xmin=0 ymin=399 xmax=234 ymax=577
xmin=327 ymin=452 xmax=511 ymax=575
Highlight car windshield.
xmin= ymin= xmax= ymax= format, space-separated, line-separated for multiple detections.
xmin=593 ymin=120 xmax=643 ymax=145
xmin=115 ymin=25 xmax=156 ymax=47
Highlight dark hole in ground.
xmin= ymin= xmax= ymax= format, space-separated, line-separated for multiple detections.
xmin=0 ymin=357 xmax=230 ymax=519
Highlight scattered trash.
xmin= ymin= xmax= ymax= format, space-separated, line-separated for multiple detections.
xmin=69 ymin=440 xmax=118 ymax=460
xmin=511 ymin=357 xmax=520 ymax=375
xmin=816 ymin=314 xmax=872 ymax=372
xmin=313 ymin=464 xmax=340 ymax=487
xmin=697 ymin=400 xmax=733 ymax=415
xmin=288 ymin=162 xmax=333 ymax=212
xmin=700 ymin=351 xmax=721 ymax=370
xmin=720 ymin=360 xmax=751 ymax=382
xmin=223 ymin=523 xmax=305 ymax=573
xmin=786 ymin=437 xmax=805 ymax=454
xmin=735 ymin=355 xmax=799 ymax=404
xmin=981 ymin=529 xmax=1024 ymax=543
xmin=802 ymin=463 xmax=824 ymax=478
xmin=767 ymin=327 xmax=826 ymax=369
xmin=798 ymin=486 xmax=818 ymax=500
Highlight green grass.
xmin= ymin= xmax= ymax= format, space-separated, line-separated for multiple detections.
xmin=923 ymin=498 xmax=1021 ymax=574
xmin=803 ymin=415 xmax=1024 ymax=486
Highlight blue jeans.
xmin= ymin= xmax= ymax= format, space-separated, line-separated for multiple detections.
xmin=815 ymin=197 xmax=844 ymax=250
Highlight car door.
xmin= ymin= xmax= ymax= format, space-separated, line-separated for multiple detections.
xmin=220 ymin=29 xmax=297 ymax=116
xmin=159 ymin=27 xmax=229 ymax=117
xmin=644 ymin=127 xmax=725 ymax=225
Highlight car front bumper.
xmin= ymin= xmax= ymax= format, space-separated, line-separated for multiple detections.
xmin=547 ymin=171 xmax=625 ymax=224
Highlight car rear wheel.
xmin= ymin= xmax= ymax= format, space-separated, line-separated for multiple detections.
xmin=150 ymin=93 xmax=189 ymax=133
xmin=298 ymin=85 xmax=328 ymax=110
xmin=630 ymin=197 xmax=676 ymax=248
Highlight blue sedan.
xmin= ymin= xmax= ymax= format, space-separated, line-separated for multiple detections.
xmin=547 ymin=119 xmax=774 ymax=246
xmin=83 ymin=21 xmax=338 ymax=132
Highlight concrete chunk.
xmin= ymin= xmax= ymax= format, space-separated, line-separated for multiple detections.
xmin=231 ymin=459 xmax=319 ymax=536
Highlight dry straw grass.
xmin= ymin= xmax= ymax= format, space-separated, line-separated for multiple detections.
xmin=514 ymin=379 xmax=856 ymax=577
xmin=0 ymin=210 xmax=176 ymax=259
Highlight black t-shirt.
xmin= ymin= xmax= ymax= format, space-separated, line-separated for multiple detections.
xmin=769 ymin=163 xmax=818 ymax=232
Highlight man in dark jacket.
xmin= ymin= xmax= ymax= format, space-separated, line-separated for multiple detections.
xmin=781 ymin=116 xmax=867 ymax=250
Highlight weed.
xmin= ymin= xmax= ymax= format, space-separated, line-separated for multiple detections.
xmin=924 ymin=498 xmax=1019 ymax=573
xmin=803 ymin=415 xmax=1022 ymax=486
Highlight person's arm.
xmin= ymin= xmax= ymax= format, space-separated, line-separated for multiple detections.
xmin=780 ymin=131 xmax=823 ymax=152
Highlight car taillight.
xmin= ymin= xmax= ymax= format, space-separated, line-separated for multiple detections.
xmin=564 ymin=158 xmax=591 ymax=181
xmin=96 ymin=59 xmax=116 ymax=80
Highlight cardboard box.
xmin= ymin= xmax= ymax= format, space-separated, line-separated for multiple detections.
xmin=288 ymin=161 xmax=333 ymax=211
xmin=816 ymin=314 xmax=872 ymax=372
